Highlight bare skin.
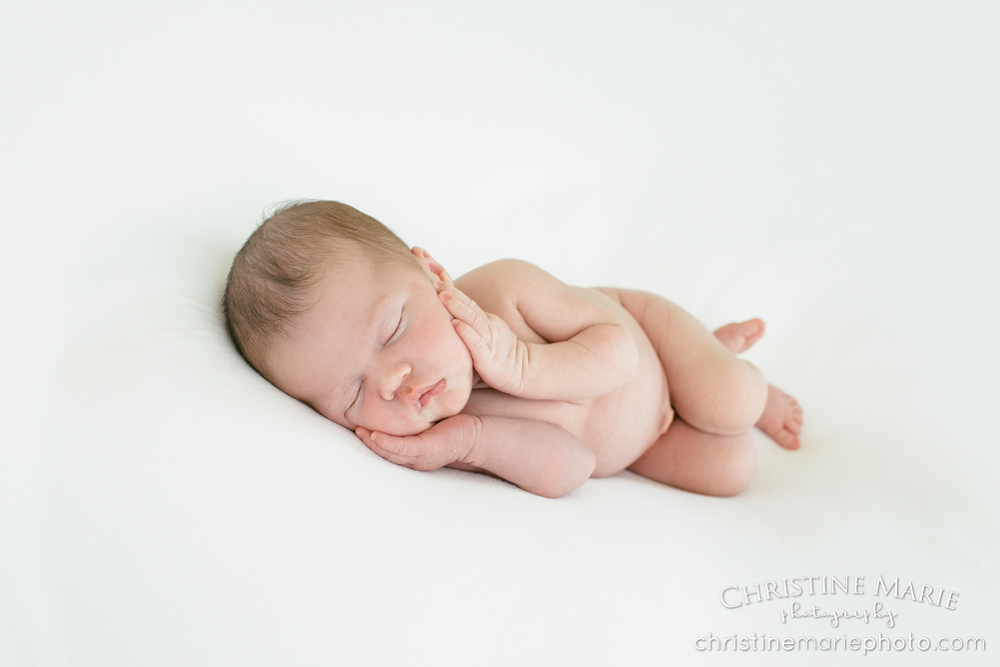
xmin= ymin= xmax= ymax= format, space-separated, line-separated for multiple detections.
xmin=712 ymin=319 xmax=803 ymax=450
xmin=270 ymin=246 xmax=804 ymax=498
xmin=713 ymin=318 xmax=766 ymax=354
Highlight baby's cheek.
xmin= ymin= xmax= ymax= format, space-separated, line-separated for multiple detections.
xmin=443 ymin=388 xmax=470 ymax=418
xmin=363 ymin=408 xmax=400 ymax=437
xmin=385 ymin=408 xmax=434 ymax=437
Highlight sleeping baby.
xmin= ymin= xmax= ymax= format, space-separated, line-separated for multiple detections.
xmin=223 ymin=200 xmax=803 ymax=498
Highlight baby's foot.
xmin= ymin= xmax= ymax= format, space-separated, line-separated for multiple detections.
xmin=755 ymin=385 xmax=803 ymax=450
xmin=713 ymin=319 xmax=766 ymax=354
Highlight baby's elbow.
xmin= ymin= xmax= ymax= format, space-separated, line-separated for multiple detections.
xmin=531 ymin=447 xmax=597 ymax=499
xmin=612 ymin=325 xmax=641 ymax=385
xmin=532 ymin=475 xmax=588 ymax=499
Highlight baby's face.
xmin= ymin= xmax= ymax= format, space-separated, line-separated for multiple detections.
xmin=268 ymin=251 xmax=474 ymax=437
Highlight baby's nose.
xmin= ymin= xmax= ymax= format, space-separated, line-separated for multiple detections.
xmin=379 ymin=362 xmax=412 ymax=401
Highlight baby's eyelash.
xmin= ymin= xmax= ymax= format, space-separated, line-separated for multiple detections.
xmin=386 ymin=313 xmax=404 ymax=344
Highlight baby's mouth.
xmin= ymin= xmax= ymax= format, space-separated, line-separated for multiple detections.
xmin=417 ymin=379 xmax=447 ymax=409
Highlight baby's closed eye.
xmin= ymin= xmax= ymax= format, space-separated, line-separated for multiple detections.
xmin=384 ymin=310 xmax=404 ymax=345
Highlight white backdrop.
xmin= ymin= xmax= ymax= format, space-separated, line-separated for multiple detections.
xmin=2 ymin=1 xmax=998 ymax=665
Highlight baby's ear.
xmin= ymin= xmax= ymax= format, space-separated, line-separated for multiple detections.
xmin=411 ymin=247 xmax=453 ymax=286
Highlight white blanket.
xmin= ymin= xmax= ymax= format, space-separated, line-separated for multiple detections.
xmin=2 ymin=2 xmax=997 ymax=665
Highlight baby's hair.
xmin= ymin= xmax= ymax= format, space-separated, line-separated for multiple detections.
xmin=222 ymin=199 xmax=419 ymax=377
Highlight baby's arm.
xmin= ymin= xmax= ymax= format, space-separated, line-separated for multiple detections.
xmin=356 ymin=414 xmax=596 ymax=499
xmin=436 ymin=259 xmax=639 ymax=401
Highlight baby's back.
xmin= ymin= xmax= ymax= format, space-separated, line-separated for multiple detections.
xmin=455 ymin=262 xmax=673 ymax=477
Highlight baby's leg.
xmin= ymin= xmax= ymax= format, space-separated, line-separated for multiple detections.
xmin=620 ymin=290 xmax=768 ymax=436
xmin=710 ymin=319 xmax=804 ymax=449
xmin=628 ymin=417 xmax=756 ymax=497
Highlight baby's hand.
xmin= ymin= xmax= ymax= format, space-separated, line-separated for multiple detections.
xmin=355 ymin=414 xmax=482 ymax=472
xmin=435 ymin=282 xmax=529 ymax=396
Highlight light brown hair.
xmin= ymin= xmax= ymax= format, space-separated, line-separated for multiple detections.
xmin=222 ymin=200 xmax=419 ymax=377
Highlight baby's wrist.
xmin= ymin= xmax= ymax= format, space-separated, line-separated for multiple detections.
xmin=451 ymin=414 xmax=487 ymax=467
xmin=482 ymin=339 xmax=531 ymax=397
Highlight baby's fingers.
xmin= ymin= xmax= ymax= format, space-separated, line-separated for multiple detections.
xmin=440 ymin=284 xmax=476 ymax=309
xmin=452 ymin=319 xmax=493 ymax=366
xmin=359 ymin=428 xmax=450 ymax=472
xmin=440 ymin=290 xmax=492 ymax=343
xmin=356 ymin=427 xmax=416 ymax=464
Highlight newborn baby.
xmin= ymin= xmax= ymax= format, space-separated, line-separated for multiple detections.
xmin=223 ymin=200 xmax=802 ymax=498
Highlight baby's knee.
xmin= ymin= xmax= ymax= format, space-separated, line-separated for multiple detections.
xmin=708 ymin=434 xmax=757 ymax=497
xmin=697 ymin=361 xmax=767 ymax=436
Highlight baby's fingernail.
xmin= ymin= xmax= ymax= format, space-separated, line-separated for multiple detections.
xmin=440 ymin=292 xmax=451 ymax=302
xmin=369 ymin=432 xmax=378 ymax=443
xmin=433 ymin=280 xmax=444 ymax=289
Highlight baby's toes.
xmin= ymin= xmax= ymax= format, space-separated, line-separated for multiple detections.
xmin=745 ymin=319 xmax=766 ymax=345
xmin=788 ymin=400 xmax=803 ymax=425
xmin=785 ymin=431 xmax=801 ymax=449
xmin=776 ymin=428 xmax=800 ymax=450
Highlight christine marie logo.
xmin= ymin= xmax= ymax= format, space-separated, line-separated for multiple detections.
xmin=720 ymin=575 xmax=959 ymax=629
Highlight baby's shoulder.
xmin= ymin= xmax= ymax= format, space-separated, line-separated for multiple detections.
xmin=454 ymin=259 xmax=559 ymax=345
xmin=455 ymin=257 xmax=549 ymax=284
xmin=454 ymin=258 xmax=556 ymax=302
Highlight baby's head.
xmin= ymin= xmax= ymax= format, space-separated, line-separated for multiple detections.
xmin=223 ymin=200 xmax=474 ymax=436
